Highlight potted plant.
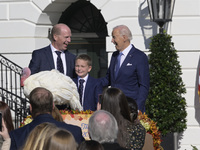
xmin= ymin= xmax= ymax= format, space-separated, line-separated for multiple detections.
xmin=145 ymin=32 xmax=187 ymax=149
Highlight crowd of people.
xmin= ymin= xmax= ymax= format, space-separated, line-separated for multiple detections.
xmin=0 ymin=23 xmax=150 ymax=150
xmin=0 ymin=87 xmax=148 ymax=150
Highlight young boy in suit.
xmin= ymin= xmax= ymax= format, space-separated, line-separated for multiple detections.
xmin=73 ymin=54 xmax=103 ymax=111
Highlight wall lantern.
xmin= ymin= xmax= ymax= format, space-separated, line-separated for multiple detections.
xmin=147 ymin=0 xmax=176 ymax=34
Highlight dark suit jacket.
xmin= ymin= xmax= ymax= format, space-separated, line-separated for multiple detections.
xmin=73 ymin=75 xmax=103 ymax=111
xmin=28 ymin=45 xmax=76 ymax=78
xmin=102 ymin=45 xmax=150 ymax=112
xmin=9 ymin=114 xmax=85 ymax=150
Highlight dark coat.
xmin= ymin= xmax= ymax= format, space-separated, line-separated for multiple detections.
xmin=102 ymin=45 xmax=150 ymax=112
xmin=29 ymin=45 xmax=76 ymax=78
xmin=73 ymin=75 xmax=103 ymax=111
xmin=9 ymin=114 xmax=85 ymax=150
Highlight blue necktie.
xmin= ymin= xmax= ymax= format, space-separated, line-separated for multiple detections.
xmin=78 ymin=79 xmax=85 ymax=105
xmin=55 ymin=51 xmax=64 ymax=74
xmin=115 ymin=52 xmax=123 ymax=79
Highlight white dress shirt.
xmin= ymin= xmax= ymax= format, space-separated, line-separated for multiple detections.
xmin=50 ymin=44 xmax=67 ymax=75
xmin=120 ymin=44 xmax=133 ymax=67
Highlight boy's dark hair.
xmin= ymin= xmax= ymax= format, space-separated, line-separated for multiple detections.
xmin=76 ymin=54 xmax=92 ymax=66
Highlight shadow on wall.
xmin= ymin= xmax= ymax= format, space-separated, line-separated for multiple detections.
xmin=138 ymin=0 xmax=156 ymax=49
xmin=39 ymin=1 xmax=74 ymax=25
xmin=177 ymin=132 xmax=184 ymax=149
xmin=195 ymin=57 xmax=200 ymax=124
xmin=138 ymin=0 xmax=170 ymax=50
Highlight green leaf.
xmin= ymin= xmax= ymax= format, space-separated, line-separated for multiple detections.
xmin=145 ymin=33 xmax=187 ymax=136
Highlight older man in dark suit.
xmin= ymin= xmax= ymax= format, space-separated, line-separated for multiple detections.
xmin=9 ymin=87 xmax=84 ymax=150
xmin=102 ymin=25 xmax=150 ymax=112
xmin=29 ymin=23 xmax=76 ymax=78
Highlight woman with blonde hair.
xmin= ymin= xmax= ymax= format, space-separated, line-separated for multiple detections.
xmin=22 ymin=122 xmax=59 ymax=150
xmin=44 ymin=129 xmax=77 ymax=150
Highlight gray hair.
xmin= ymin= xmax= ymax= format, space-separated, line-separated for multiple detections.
xmin=113 ymin=25 xmax=132 ymax=41
xmin=88 ymin=110 xmax=118 ymax=143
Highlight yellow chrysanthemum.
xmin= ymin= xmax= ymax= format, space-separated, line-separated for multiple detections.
xmin=138 ymin=111 xmax=161 ymax=150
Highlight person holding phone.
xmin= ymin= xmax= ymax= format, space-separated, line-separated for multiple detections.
xmin=0 ymin=119 xmax=11 ymax=150
xmin=0 ymin=101 xmax=14 ymax=149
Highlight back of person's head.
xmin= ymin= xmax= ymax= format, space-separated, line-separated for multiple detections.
xmin=23 ymin=122 xmax=58 ymax=150
xmin=29 ymin=87 xmax=53 ymax=118
xmin=0 ymin=101 xmax=14 ymax=132
xmin=78 ymin=140 xmax=104 ymax=150
xmin=101 ymin=87 xmax=131 ymax=122
xmin=88 ymin=110 xmax=118 ymax=143
xmin=76 ymin=54 xmax=92 ymax=66
xmin=44 ymin=129 xmax=77 ymax=150
xmin=101 ymin=88 xmax=134 ymax=148
xmin=126 ymin=96 xmax=138 ymax=122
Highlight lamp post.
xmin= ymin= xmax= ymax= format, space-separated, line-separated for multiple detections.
xmin=147 ymin=0 xmax=176 ymax=34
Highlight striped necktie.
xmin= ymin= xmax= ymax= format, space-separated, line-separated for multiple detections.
xmin=78 ymin=79 xmax=85 ymax=105
xmin=55 ymin=51 xmax=64 ymax=74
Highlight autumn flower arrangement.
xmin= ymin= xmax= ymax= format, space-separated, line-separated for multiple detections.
xmin=20 ymin=115 xmax=33 ymax=127
xmin=60 ymin=109 xmax=93 ymax=115
xmin=138 ymin=111 xmax=162 ymax=150
xmin=20 ymin=109 xmax=93 ymax=127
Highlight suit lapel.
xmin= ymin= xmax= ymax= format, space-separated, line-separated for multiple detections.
xmin=64 ymin=51 xmax=70 ymax=76
xmin=73 ymin=78 xmax=78 ymax=87
xmin=117 ymin=45 xmax=135 ymax=75
xmin=44 ymin=46 xmax=55 ymax=69
xmin=84 ymin=76 xmax=91 ymax=102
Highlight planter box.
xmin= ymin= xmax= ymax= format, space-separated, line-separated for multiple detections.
xmin=161 ymin=132 xmax=178 ymax=150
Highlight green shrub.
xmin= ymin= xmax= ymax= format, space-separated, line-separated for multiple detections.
xmin=145 ymin=33 xmax=187 ymax=136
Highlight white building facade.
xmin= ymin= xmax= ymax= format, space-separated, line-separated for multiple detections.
xmin=0 ymin=0 xmax=199 ymax=149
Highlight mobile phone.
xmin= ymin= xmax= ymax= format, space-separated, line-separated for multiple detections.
xmin=0 ymin=112 xmax=2 ymax=131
